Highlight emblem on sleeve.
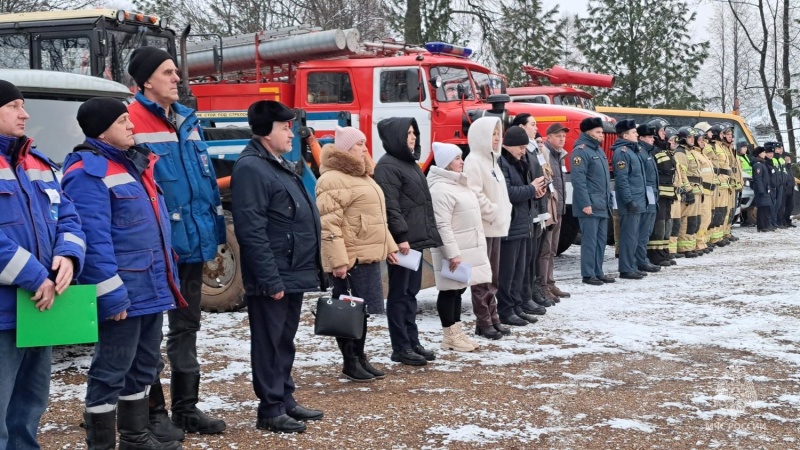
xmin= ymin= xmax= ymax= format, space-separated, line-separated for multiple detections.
xmin=573 ymin=156 xmax=582 ymax=166
xmin=617 ymin=160 xmax=627 ymax=170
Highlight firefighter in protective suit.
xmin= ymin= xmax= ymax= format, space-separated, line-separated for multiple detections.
xmin=646 ymin=119 xmax=676 ymax=267
xmin=711 ymin=123 xmax=739 ymax=242
xmin=666 ymin=127 xmax=682 ymax=261
xmin=673 ymin=127 xmax=701 ymax=257
xmin=703 ymin=124 xmax=730 ymax=246
xmin=692 ymin=131 xmax=716 ymax=254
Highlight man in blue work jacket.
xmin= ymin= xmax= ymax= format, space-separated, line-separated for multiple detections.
xmin=127 ymin=47 xmax=227 ymax=439
xmin=611 ymin=119 xmax=648 ymax=280
xmin=571 ymin=117 xmax=615 ymax=286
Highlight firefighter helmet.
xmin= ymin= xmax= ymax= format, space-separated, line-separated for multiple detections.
xmin=665 ymin=127 xmax=678 ymax=141
xmin=677 ymin=126 xmax=696 ymax=145
xmin=647 ymin=118 xmax=670 ymax=132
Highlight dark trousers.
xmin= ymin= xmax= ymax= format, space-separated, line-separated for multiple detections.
xmin=578 ymin=216 xmax=607 ymax=278
xmin=386 ymin=260 xmax=423 ymax=353
xmin=757 ymin=205 xmax=772 ymax=230
xmin=86 ymin=313 xmax=164 ymax=407
xmin=770 ymin=189 xmax=782 ymax=227
xmin=470 ymin=237 xmax=501 ymax=328
xmin=774 ymin=185 xmax=785 ymax=223
xmin=496 ymin=238 xmax=527 ymax=319
xmin=617 ymin=213 xmax=641 ymax=273
xmin=165 ymin=262 xmax=203 ymax=375
xmin=437 ymin=288 xmax=466 ymax=327
xmin=783 ymin=190 xmax=794 ymax=224
xmin=520 ymin=235 xmax=539 ymax=302
xmin=636 ymin=211 xmax=656 ymax=267
xmin=247 ymin=293 xmax=302 ymax=419
xmin=647 ymin=197 xmax=673 ymax=263
xmin=331 ymin=263 xmax=383 ymax=357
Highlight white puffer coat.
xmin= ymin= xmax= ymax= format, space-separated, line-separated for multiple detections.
xmin=464 ymin=116 xmax=512 ymax=238
xmin=426 ymin=166 xmax=492 ymax=290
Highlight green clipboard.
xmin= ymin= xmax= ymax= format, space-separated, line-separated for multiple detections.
xmin=16 ymin=285 xmax=98 ymax=348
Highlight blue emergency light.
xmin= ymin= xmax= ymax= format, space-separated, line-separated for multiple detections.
xmin=424 ymin=42 xmax=473 ymax=58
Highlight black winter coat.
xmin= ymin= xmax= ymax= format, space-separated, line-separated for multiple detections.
xmin=231 ymin=138 xmax=322 ymax=296
xmin=751 ymin=158 xmax=774 ymax=207
xmin=499 ymin=151 xmax=536 ymax=241
xmin=373 ymin=117 xmax=442 ymax=251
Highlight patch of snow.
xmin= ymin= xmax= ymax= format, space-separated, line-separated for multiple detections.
xmin=605 ymin=418 xmax=655 ymax=433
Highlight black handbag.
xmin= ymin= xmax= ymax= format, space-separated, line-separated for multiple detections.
xmin=313 ymin=276 xmax=365 ymax=339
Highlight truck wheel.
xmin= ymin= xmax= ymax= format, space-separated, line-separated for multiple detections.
xmin=201 ymin=222 xmax=245 ymax=313
xmin=557 ymin=215 xmax=580 ymax=255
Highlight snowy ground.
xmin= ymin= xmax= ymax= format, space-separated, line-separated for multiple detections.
xmin=39 ymin=224 xmax=800 ymax=449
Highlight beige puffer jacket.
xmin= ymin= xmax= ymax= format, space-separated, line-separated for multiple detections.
xmin=316 ymin=144 xmax=398 ymax=272
xmin=427 ymin=166 xmax=492 ymax=290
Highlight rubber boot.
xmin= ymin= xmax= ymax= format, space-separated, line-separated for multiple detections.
xmin=83 ymin=408 xmax=116 ymax=450
xmin=339 ymin=339 xmax=374 ymax=382
xmin=149 ymin=380 xmax=185 ymax=442
xmin=118 ymin=395 xmax=181 ymax=450
xmin=170 ymin=373 xmax=226 ymax=434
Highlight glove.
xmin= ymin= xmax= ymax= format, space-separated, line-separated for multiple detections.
xmin=682 ymin=191 xmax=695 ymax=205
xmin=626 ymin=201 xmax=639 ymax=213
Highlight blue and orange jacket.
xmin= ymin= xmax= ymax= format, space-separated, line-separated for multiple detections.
xmin=127 ymin=92 xmax=225 ymax=264
xmin=0 ymin=134 xmax=85 ymax=331
xmin=61 ymin=139 xmax=186 ymax=321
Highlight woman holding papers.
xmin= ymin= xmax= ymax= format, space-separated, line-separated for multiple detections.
xmin=316 ymin=126 xmax=399 ymax=382
xmin=62 ymin=98 xmax=185 ymax=450
xmin=496 ymin=126 xmax=547 ymax=328
xmin=374 ymin=118 xmax=443 ymax=366
xmin=427 ymin=143 xmax=492 ymax=351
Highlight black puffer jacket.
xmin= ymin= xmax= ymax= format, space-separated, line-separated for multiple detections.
xmin=499 ymin=150 xmax=536 ymax=241
xmin=231 ymin=138 xmax=322 ymax=296
xmin=373 ymin=117 xmax=442 ymax=251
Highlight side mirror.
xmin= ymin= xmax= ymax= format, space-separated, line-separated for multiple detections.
xmin=406 ymin=68 xmax=422 ymax=102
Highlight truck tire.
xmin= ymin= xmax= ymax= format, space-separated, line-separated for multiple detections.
xmin=557 ymin=214 xmax=580 ymax=255
xmin=201 ymin=220 xmax=245 ymax=313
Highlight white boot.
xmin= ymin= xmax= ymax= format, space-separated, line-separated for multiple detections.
xmin=441 ymin=325 xmax=475 ymax=352
xmin=453 ymin=322 xmax=480 ymax=350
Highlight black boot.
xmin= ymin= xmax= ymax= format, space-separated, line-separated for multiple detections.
xmin=339 ymin=339 xmax=374 ymax=382
xmin=475 ymin=324 xmax=502 ymax=340
xmin=492 ymin=322 xmax=511 ymax=336
xmin=351 ymin=321 xmax=386 ymax=379
xmin=83 ymin=409 xmax=116 ymax=450
xmin=170 ymin=373 xmax=226 ymax=434
xmin=148 ymin=380 xmax=185 ymax=442
xmin=118 ymin=396 xmax=180 ymax=450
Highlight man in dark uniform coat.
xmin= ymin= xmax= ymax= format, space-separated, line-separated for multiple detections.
xmin=231 ymin=100 xmax=324 ymax=434
xmin=571 ymin=117 xmax=615 ymax=286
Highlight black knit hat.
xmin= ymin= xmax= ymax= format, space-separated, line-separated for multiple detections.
xmin=77 ymin=97 xmax=129 ymax=138
xmin=580 ymin=117 xmax=603 ymax=133
xmin=615 ymin=119 xmax=637 ymax=134
xmin=503 ymin=126 xmax=529 ymax=146
xmin=0 ymin=80 xmax=23 ymax=107
xmin=753 ymin=146 xmax=766 ymax=157
xmin=247 ymin=100 xmax=295 ymax=136
xmin=127 ymin=47 xmax=175 ymax=89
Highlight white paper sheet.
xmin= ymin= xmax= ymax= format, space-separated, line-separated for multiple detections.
xmin=394 ymin=249 xmax=422 ymax=271
xmin=440 ymin=260 xmax=472 ymax=284
xmin=646 ymin=186 xmax=656 ymax=205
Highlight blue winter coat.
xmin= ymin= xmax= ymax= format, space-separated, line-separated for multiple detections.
xmin=612 ymin=138 xmax=647 ymax=215
xmin=128 ymin=92 xmax=225 ymax=264
xmin=231 ymin=138 xmax=322 ymax=297
xmin=0 ymin=134 xmax=85 ymax=330
xmin=571 ymin=133 xmax=612 ymax=219
xmin=62 ymin=139 xmax=185 ymax=321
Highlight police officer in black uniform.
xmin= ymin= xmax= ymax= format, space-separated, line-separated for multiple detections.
xmin=764 ymin=142 xmax=781 ymax=230
xmin=751 ymin=146 xmax=774 ymax=232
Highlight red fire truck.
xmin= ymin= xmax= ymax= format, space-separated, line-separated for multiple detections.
xmin=508 ymin=65 xmax=615 ymax=111
xmin=0 ymin=10 xmax=617 ymax=310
